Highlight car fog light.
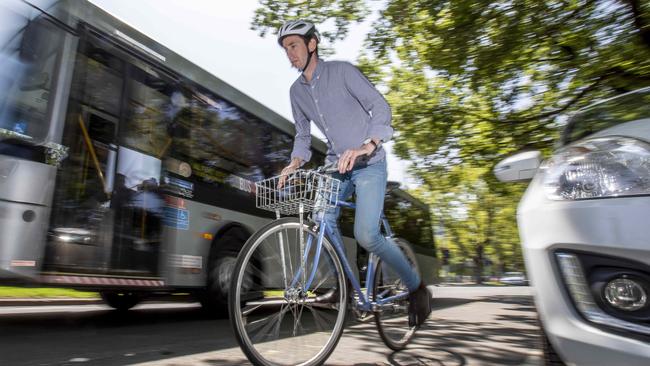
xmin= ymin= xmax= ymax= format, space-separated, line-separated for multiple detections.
xmin=556 ymin=252 xmax=650 ymax=336
xmin=604 ymin=278 xmax=647 ymax=311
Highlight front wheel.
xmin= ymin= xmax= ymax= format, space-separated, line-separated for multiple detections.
xmin=373 ymin=238 xmax=419 ymax=350
xmin=229 ymin=217 xmax=348 ymax=366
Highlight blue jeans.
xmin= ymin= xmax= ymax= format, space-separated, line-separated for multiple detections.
xmin=323 ymin=159 xmax=421 ymax=292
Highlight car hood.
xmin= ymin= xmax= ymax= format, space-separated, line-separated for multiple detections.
xmin=589 ymin=119 xmax=650 ymax=143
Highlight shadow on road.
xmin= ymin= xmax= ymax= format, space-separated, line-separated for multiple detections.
xmin=335 ymin=295 xmax=540 ymax=366
xmin=0 ymin=295 xmax=540 ymax=366
xmin=431 ymin=297 xmax=476 ymax=311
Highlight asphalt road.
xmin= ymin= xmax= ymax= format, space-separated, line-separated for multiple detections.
xmin=0 ymin=286 xmax=540 ymax=366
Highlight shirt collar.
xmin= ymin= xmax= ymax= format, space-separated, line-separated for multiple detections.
xmin=299 ymin=58 xmax=324 ymax=84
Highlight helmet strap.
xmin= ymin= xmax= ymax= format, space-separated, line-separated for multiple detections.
xmin=299 ymin=37 xmax=316 ymax=74
xmin=300 ymin=49 xmax=315 ymax=73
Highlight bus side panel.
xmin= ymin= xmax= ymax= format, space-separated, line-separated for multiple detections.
xmin=160 ymin=198 xmax=270 ymax=288
xmin=0 ymin=157 xmax=56 ymax=280
xmin=416 ymin=254 xmax=439 ymax=285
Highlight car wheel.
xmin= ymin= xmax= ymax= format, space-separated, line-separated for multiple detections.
xmin=541 ymin=326 xmax=566 ymax=365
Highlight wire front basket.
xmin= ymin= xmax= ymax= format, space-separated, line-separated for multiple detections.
xmin=255 ymin=170 xmax=341 ymax=216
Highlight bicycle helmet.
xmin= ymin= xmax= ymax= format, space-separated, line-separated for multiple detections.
xmin=277 ymin=20 xmax=320 ymax=46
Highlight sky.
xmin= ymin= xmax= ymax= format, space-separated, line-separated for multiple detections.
xmin=89 ymin=0 xmax=417 ymax=188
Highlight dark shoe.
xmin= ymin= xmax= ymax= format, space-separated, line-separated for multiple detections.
xmin=408 ymin=282 xmax=432 ymax=327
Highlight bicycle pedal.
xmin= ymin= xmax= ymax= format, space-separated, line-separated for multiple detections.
xmin=356 ymin=312 xmax=373 ymax=322
xmin=351 ymin=308 xmax=373 ymax=322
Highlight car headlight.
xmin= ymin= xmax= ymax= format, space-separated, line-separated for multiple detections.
xmin=542 ymin=137 xmax=650 ymax=200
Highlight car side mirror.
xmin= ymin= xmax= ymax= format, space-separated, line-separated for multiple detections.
xmin=494 ymin=151 xmax=542 ymax=182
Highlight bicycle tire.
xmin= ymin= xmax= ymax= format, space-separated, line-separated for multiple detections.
xmin=229 ymin=217 xmax=348 ymax=366
xmin=373 ymin=238 xmax=419 ymax=351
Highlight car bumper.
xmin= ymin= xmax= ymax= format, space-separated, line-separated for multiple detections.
xmin=518 ymin=178 xmax=650 ymax=365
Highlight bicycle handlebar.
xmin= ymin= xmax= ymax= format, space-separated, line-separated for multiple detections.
xmin=316 ymin=161 xmax=339 ymax=174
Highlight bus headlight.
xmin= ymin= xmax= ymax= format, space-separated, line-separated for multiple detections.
xmin=542 ymin=137 xmax=650 ymax=200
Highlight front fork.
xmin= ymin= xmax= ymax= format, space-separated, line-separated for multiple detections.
xmin=285 ymin=206 xmax=325 ymax=292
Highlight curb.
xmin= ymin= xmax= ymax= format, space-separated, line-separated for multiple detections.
xmin=0 ymin=298 xmax=103 ymax=306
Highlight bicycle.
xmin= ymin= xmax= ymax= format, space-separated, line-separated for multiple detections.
xmin=228 ymin=166 xmax=422 ymax=366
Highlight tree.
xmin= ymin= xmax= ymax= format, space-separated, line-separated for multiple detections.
xmin=252 ymin=0 xmax=650 ymax=281
xmin=254 ymin=0 xmax=650 ymax=155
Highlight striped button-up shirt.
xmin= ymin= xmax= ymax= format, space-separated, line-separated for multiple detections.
xmin=289 ymin=59 xmax=393 ymax=166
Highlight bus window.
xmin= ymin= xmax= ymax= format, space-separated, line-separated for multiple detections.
xmin=168 ymin=89 xmax=301 ymax=183
xmin=123 ymin=67 xmax=173 ymax=157
xmin=384 ymin=191 xmax=435 ymax=252
xmin=0 ymin=14 xmax=66 ymax=148
xmin=72 ymin=53 xmax=124 ymax=118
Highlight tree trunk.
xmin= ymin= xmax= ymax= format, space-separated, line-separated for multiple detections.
xmin=622 ymin=0 xmax=650 ymax=49
xmin=474 ymin=244 xmax=484 ymax=284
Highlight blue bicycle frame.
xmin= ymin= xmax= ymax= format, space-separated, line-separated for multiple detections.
xmin=288 ymin=200 xmax=409 ymax=312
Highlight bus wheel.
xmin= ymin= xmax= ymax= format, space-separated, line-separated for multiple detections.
xmin=100 ymin=291 xmax=141 ymax=311
xmin=201 ymin=249 xmax=239 ymax=317
xmin=201 ymin=228 xmax=250 ymax=317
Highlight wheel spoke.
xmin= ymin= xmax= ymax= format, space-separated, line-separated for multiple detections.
xmin=247 ymin=303 xmax=290 ymax=343
xmin=305 ymin=304 xmax=338 ymax=332
xmin=242 ymin=298 xmax=287 ymax=316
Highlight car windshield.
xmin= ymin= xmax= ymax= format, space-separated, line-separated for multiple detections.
xmin=561 ymin=88 xmax=650 ymax=146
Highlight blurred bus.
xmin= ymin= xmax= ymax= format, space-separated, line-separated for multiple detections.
xmin=0 ymin=0 xmax=438 ymax=313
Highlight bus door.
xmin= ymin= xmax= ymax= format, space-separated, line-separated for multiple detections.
xmin=45 ymin=26 xmax=174 ymax=277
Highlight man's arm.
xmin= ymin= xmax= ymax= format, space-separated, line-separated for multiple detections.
xmin=279 ymin=93 xmax=311 ymax=188
xmin=289 ymin=94 xmax=312 ymax=166
xmin=342 ymin=63 xmax=393 ymax=144
xmin=286 ymin=157 xmax=303 ymax=171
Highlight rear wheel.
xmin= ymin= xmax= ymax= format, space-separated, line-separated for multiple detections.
xmin=374 ymin=238 xmax=419 ymax=350
xmin=229 ymin=217 xmax=347 ymax=366
xmin=100 ymin=291 xmax=141 ymax=311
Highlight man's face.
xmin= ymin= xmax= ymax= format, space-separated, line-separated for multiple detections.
xmin=282 ymin=35 xmax=311 ymax=70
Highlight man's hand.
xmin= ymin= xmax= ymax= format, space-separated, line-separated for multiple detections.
xmin=278 ymin=158 xmax=302 ymax=189
xmin=338 ymin=143 xmax=375 ymax=173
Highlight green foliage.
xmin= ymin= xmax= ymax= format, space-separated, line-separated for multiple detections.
xmin=0 ymin=286 xmax=98 ymax=298
xmin=252 ymin=0 xmax=371 ymax=55
xmin=252 ymin=0 xmax=650 ymax=280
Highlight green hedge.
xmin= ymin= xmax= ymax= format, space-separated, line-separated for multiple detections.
xmin=0 ymin=286 xmax=98 ymax=298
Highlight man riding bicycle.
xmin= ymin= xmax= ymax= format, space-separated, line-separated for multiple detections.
xmin=277 ymin=19 xmax=431 ymax=327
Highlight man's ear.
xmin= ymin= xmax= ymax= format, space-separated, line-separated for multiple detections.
xmin=308 ymin=38 xmax=318 ymax=53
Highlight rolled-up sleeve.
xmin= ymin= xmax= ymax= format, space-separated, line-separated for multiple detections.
xmin=343 ymin=63 xmax=393 ymax=142
xmin=289 ymin=93 xmax=312 ymax=165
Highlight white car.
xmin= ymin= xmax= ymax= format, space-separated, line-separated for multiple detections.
xmin=499 ymin=271 xmax=529 ymax=286
xmin=494 ymin=88 xmax=650 ymax=366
